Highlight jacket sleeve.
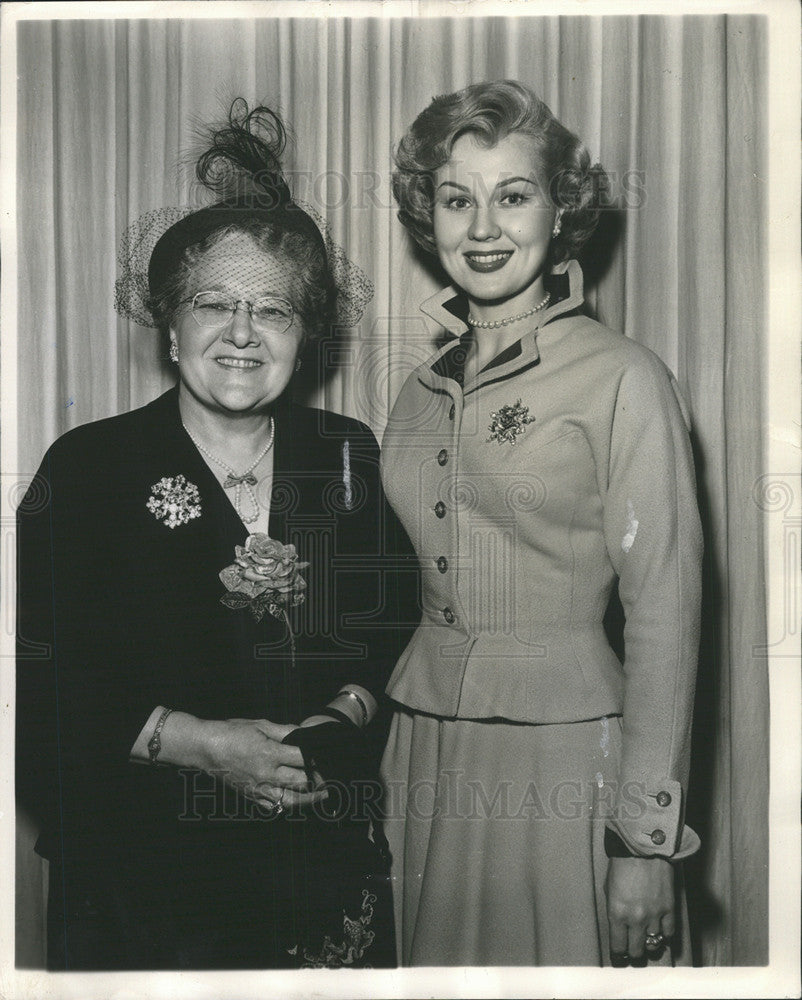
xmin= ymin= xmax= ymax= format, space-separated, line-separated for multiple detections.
xmin=16 ymin=450 xmax=62 ymax=846
xmin=16 ymin=436 xmax=140 ymax=856
xmin=602 ymin=354 xmax=703 ymax=860
xmin=16 ymin=432 xmax=168 ymax=859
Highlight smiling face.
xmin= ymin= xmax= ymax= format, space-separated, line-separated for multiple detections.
xmin=170 ymin=232 xmax=305 ymax=417
xmin=432 ymin=132 xmax=556 ymax=316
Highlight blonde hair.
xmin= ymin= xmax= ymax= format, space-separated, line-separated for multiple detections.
xmin=392 ymin=80 xmax=607 ymax=262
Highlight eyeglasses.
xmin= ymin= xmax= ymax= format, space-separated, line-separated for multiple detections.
xmin=182 ymin=291 xmax=295 ymax=335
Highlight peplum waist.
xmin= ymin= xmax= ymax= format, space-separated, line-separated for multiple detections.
xmin=385 ymin=619 xmax=625 ymax=722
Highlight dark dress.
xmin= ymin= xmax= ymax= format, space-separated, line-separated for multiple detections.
xmin=16 ymin=386 xmax=416 ymax=970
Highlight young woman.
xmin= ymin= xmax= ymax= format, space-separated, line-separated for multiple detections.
xmin=380 ymin=80 xmax=703 ymax=966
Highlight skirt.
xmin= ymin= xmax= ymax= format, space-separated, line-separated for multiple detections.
xmin=45 ymin=811 xmax=395 ymax=971
xmin=380 ymin=708 xmax=691 ymax=967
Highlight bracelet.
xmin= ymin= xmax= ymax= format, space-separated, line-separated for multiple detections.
xmin=147 ymin=708 xmax=173 ymax=766
xmin=320 ymin=707 xmax=359 ymax=729
xmin=336 ymin=689 xmax=369 ymax=728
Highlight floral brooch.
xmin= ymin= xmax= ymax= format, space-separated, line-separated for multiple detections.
xmin=487 ymin=399 xmax=535 ymax=445
xmin=146 ymin=474 xmax=202 ymax=528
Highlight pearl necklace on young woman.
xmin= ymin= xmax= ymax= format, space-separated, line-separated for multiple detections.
xmin=184 ymin=418 xmax=275 ymax=525
xmin=468 ymin=292 xmax=551 ymax=330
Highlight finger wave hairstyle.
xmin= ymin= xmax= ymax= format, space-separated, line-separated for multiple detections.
xmin=392 ymin=80 xmax=608 ymax=263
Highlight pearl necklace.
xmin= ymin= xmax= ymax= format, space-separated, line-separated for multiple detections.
xmin=468 ymin=292 xmax=551 ymax=330
xmin=185 ymin=418 xmax=275 ymax=525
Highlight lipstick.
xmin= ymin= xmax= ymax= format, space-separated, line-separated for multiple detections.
xmin=464 ymin=251 xmax=513 ymax=273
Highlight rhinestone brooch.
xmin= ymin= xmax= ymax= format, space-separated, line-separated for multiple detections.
xmin=146 ymin=474 xmax=202 ymax=528
xmin=487 ymin=400 xmax=535 ymax=445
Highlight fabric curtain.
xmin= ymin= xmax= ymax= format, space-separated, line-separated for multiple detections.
xmin=15 ymin=13 xmax=767 ymax=967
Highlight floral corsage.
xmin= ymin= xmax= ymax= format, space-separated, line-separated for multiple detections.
xmin=219 ymin=534 xmax=309 ymax=623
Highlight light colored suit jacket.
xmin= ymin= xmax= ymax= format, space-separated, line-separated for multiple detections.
xmin=380 ymin=260 xmax=703 ymax=860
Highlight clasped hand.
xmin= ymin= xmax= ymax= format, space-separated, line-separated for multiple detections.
xmin=205 ymin=718 xmax=326 ymax=809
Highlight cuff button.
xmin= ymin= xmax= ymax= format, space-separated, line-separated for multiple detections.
xmin=656 ymin=791 xmax=672 ymax=808
xmin=650 ymin=829 xmax=666 ymax=846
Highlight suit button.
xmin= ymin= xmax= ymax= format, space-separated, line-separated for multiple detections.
xmin=437 ymin=449 xmax=448 ymax=466
xmin=449 ymin=404 xmax=455 ymax=420
xmin=437 ymin=556 xmax=448 ymax=573
xmin=454 ymin=371 xmax=464 ymax=384
xmin=442 ymin=607 xmax=455 ymax=624
xmin=656 ymin=791 xmax=672 ymax=808
xmin=650 ymin=829 xmax=666 ymax=846
xmin=434 ymin=501 xmax=446 ymax=518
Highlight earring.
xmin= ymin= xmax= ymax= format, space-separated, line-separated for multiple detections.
xmin=295 ymin=356 xmax=302 ymax=372
xmin=552 ymin=215 xmax=562 ymax=238
xmin=169 ymin=340 xmax=179 ymax=363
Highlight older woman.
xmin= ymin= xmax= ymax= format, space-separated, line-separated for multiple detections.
xmin=16 ymin=102 xmax=409 ymax=970
xmin=380 ymin=80 xmax=703 ymax=966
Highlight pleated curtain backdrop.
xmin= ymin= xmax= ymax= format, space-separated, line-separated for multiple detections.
xmin=15 ymin=14 xmax=768 ymax=967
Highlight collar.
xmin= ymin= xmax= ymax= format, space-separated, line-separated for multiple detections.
xmin=419 ymin=258 xmax=585 ymax=339
xmin=417 ymin=259 xmax=585 ymax=395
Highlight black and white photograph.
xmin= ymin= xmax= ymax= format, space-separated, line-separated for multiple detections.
xmin=2 ymin=1 xmax=799 ymax=997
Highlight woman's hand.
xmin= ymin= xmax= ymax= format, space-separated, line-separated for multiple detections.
xmin=605 ymin=856 xmax=675 ymax=961
xmin=200 ymin=718 xmax=326 ymax=808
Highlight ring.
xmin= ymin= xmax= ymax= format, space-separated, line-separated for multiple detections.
xmin=262 ymin=787 xmax=286 ymax=817
xmin=645 ymin=932 xmax=665 ymax=949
